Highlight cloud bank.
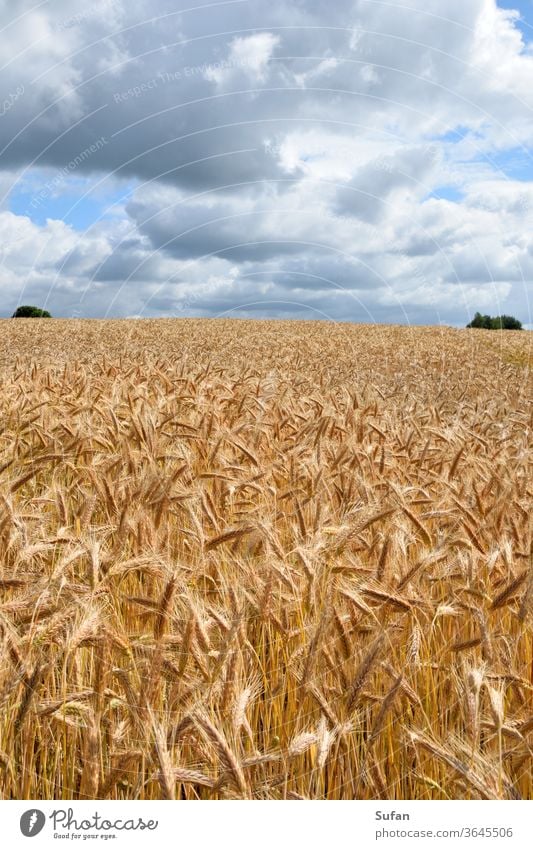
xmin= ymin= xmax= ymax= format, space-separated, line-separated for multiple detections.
xmin=0 ymin=0 xmax=532 ymax=325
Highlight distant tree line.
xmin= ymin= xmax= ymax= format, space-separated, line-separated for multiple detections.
xmin=467 ymin=312 xmax=522 ymax=330
xmin=12 ymin=305 xmax=51 ymax=318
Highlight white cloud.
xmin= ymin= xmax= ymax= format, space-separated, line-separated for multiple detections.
xmin=205 ymin=33 xmax=280 ymax=86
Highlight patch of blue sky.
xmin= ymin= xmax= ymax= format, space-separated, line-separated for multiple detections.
xmin=486 ymin=148 xmax=533 ymax=181
xmin=497 ymin=1 xmax=533 ymax=43
xmin=426 ymin=186 xmax=463 ymax=202
xmin=431 ymin=126 xmax=472 ymax=144
xmin=427 ymin=127 xmax=533 ymax=182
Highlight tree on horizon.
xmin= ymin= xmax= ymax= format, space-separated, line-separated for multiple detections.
xmin=467 ymin=312 xmax=522 ymax=330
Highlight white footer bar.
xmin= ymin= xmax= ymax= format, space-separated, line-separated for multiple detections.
xmin=1 ymin=800 xmax=530 ymax=849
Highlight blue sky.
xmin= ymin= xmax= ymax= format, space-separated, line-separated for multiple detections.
xmin=9 ymin=179 xmax=134 ymax=230
xmin=498 ymin=0 xmax=533 ymax=37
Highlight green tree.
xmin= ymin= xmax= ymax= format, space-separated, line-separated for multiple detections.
xmin=467 ymin=312 xmax=522 ymax=330
xmin=12 ymin=305 xmax=52 ymax=318
xmin=467 ymin=312 xmax=487 ymax=328
xmin=492 ymin=314 xmax=523 ymax=330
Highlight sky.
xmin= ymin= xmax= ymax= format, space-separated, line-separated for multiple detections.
xmin=0 ymin=0 xmax=532 ymax=326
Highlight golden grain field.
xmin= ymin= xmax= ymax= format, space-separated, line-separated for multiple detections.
xmin=0 ymin=319 xmax=531 ymax=800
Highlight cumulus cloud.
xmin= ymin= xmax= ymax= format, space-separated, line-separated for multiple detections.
xmin=204 ymin=32 xmax=280 ymax=85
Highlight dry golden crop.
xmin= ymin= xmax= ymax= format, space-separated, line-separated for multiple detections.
xmin=0 ymin=319 xmax=531 ymax=800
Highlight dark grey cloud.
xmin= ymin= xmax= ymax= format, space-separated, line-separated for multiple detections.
xmin=334 ymin=145 xmax=440 ymax=221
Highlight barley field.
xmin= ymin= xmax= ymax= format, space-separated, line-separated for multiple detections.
xmin=0 ymin=319 xmax=531 ymax=800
